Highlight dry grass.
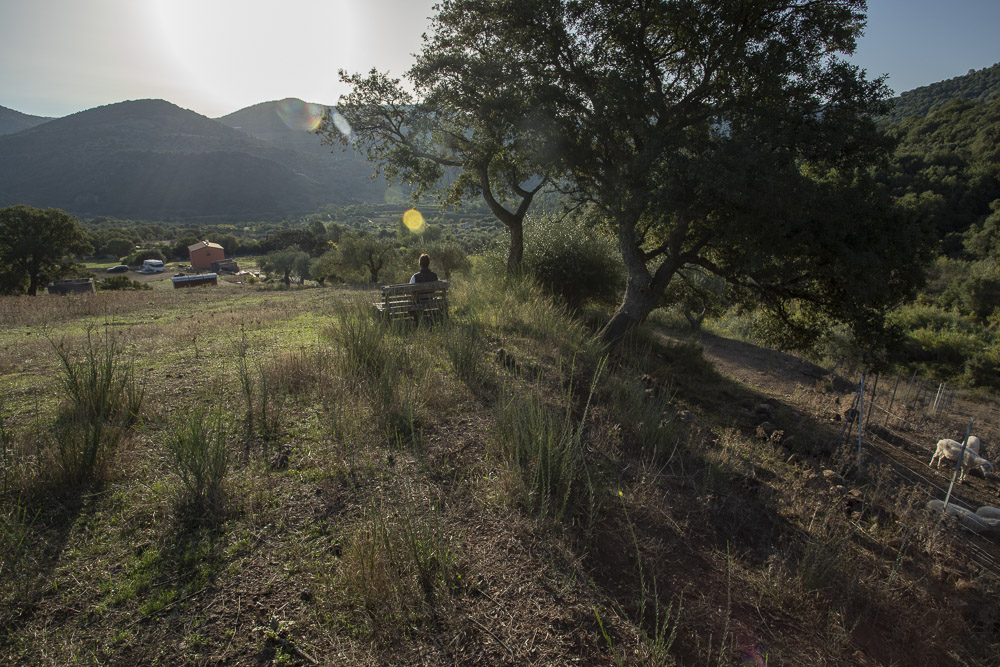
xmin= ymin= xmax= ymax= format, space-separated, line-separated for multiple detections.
xmin=1 ymin=275 xmax=999 ymax=665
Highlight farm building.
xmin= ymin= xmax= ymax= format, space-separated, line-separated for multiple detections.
xmin=171 ymin=273 xmax=218 ymax=289
xmin=188 ymin=240 xmax=225 ymax=271
xmin=211 ymin=259 xmax=240 ymax=273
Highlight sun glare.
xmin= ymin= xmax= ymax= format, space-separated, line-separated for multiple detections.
xmin=403 ymin=208 xmax=426 ymax=233
xmin=276 ymin=99 xmax=325 ymax=131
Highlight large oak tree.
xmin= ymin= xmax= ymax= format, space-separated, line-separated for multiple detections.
xmin=422 ymin=0 xmax=933 ymax=356
xmin=0 ymin=205 xmax=91 ymax=296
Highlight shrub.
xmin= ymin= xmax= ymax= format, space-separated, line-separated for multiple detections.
xmin=122 ymin=248 xmax=166 ymax=265
xmin=99 ymin=275 xmax=151 ymax=291
xmin=490 ymin=214 xmax=623 ymax=310
xmin=50 ymin=328 xmax=144 ymax=483
xmin=166 ymin=405 xmax=229 ymax=510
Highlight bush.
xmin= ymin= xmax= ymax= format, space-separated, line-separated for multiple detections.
xmin=490 ymin=214 xmax=623 ymax=310
xmin=122 ymin=248 xmax=166 ymax=265
xmin=166 ymin=405 xmax=229 ymax=510
xmin=99 ymin=275 xmax=151 ymax=291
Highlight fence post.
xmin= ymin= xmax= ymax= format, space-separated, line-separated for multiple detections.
xmin=864 ymin=373 xmax=879 ymax=437
xmin=909 ymin=379 xmax=923 ymax=409
xmin=858 ymin=370 xmax=867 ymax=473
xmin=836 ymin=379 xmax=861 ymax=451
xmin=943 ymin=419 xmax=976 ymax=511
xmin=931 ymin=383 xmax=945 ymax=415
xmin=902 ymin=370 xmax=917 ymax=405
xmin=883 ymin=374 xmax=901 ymax=429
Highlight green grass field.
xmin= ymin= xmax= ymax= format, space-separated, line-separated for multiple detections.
xmin=1 ymin=270 xmax=998 ymax=665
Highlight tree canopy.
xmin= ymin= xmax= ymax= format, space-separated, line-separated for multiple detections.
xmin=319 ymin=34 xmax=558 ymax=271
xmin=421 ymin=0 xmax=932 ymax=356
xmin=0 ymin=205 xmax=91 ymax=295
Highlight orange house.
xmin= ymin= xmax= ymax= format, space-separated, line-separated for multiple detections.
xmin=188 ymin=240 xmax=225 ymax=271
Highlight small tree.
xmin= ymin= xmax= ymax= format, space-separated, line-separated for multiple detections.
xmin=261 ymin=247 xmax=310 ymax=287
xmin=104 ymin=238 xmax=135 ymax=260
xmin=426 ymin=241 xmax=471 ymax=280
xmin=336 ymin=232 xmax=397 ymax=283
xmin=0 ymin=205 xmax=91 ymax=295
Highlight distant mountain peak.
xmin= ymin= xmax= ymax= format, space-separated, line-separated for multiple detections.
xmin=0 ymin=96 xmax=383 ymax=218
xmin=0 ymin=105 xmax=53 ymax=136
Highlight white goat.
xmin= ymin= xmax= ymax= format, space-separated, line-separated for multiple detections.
xmin=929 ymin=439 xmax=994 ymax=482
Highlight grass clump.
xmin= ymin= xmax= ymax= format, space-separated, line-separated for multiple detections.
xmin=329 ymin=481 xmax=460 ymax=636
xmin=329 ymin=295 xmax=424 ymax=439
xmin=494 ymin=357 xmax=605 ymax=522
xmin=50 ymin=326 xmax=144 ymax=484
xmin=165 ymin=403 xmax=229 ymax=513
xmin=231 ymin=325 xmax=285 ymax=447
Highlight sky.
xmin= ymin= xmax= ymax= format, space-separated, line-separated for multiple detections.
xmin=1 ymin=0 xmax=999 ymax=120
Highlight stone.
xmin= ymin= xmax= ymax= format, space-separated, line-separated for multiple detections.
xmin=822 ymin=469 xmax=845 ymax=485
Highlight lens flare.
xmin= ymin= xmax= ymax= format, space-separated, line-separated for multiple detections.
xmin=402 ymin=208 xmax=426 ymax=233
xmin=330 ymin=109 xmax=352 ymax=138
xmin=276 ymin=98 xmax=325 ymax=132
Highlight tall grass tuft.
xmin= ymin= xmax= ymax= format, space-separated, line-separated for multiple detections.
xmin=231 ymin=326 xmax=284 ymax=448
xmin=495 ymin=357 xmax=605 ymax=521
xmin=0 ymin=392 xmax=15 ymax=495
xmin=165 ymin=404 xmax=229 ymax=513
xmin=332 ymin=481 xmax=459 ymax=635
xmin=0 ymin=498 xmax=37 ymax=581
xmin=50 ymin=326 xmax=144 ymax=483
xmin=329 ymin=295 xmax=422 ymax=439
xmin=443 ymin=318 xmax=492 ymax=392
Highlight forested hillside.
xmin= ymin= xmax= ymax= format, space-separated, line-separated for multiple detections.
xmin=886 ymin=61 xmax=1000 ymax=123
xmin=882 ymin=96 xmax=1000 ymax=246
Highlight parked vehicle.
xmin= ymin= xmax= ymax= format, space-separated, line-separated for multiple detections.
xmin=106 ymin=265 xmax=129 ymax=273
xmin=139 ymin=259 xmax=165 ymax=274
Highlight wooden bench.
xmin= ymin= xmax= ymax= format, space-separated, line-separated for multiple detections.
xmin=374 ymin=280 xmax=449 ymax=321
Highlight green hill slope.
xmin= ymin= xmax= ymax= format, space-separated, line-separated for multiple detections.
xmin=886 ymin=62 xmax=1000 ymax=123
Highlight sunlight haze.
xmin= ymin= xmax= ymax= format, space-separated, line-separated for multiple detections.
xmin=0 ymin=0 xmax=998 ymax=119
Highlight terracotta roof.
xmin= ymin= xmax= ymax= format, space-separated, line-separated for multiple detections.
xmin=188 ymin=240 xmax=224 ymax=252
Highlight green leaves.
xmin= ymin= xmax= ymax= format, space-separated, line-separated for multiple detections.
xmin=0 ymin=205 xmax=91 ymax=295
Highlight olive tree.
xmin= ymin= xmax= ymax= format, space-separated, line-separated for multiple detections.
xmin=318 ymin=40 xmax=558 ymax=271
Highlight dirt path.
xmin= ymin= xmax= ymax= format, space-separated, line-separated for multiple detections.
xmin=684 ymin=329 xmax=1000 ymax=564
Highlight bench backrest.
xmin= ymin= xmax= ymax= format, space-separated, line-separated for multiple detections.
xmin=379 ymin=280 xmax=449 ymax=318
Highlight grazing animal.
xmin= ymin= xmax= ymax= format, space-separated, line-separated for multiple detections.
xmin=930 ymin=439 xmax=993 ymax=482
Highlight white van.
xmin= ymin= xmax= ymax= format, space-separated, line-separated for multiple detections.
xmin=139 ymin=259 xmax=165 ymax=274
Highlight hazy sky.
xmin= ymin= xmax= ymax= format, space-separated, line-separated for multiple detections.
xmin=1 ymin=0 xmax=999 ymax=119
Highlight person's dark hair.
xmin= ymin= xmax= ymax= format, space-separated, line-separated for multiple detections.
xmin=419 ymin=253 xmax=431 ymax=269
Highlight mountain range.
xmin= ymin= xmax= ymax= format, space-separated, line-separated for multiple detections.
xmin=0 ymin=98 xmax=385 ymax=219
xmin=1 ymin=61 xmax=998 ymax=221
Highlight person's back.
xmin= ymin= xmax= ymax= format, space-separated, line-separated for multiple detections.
xmin=410 ymin=253 xmax=438 ymax=284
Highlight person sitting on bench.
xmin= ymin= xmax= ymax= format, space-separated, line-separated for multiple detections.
xmin=409 ymin=253 xmax=438 ymax=284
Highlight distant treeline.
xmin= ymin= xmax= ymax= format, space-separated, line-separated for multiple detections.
xmin=884 ymin=61 xmax=1000 ymax=124
xmin=81 ymin=202 xmax=502 ymax=262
